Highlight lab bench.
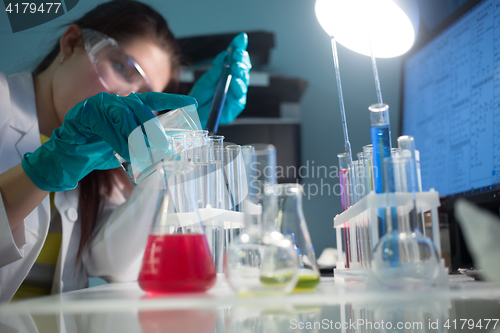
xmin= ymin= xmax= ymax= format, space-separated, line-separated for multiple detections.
xmin=1 ymin=275 xmax=500 ymax=332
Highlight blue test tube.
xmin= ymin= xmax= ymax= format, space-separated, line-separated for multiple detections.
xmin=369 ymin=103 xmax=393 ymax=237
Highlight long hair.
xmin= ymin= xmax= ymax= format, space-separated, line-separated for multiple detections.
xmin=33 ymin=0 xmax=182 ymax=263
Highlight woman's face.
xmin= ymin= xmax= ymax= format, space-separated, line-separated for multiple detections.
xmin=51 ymin=28 xmax=172 ymax=125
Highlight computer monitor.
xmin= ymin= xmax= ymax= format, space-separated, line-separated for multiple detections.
xmin=401 ymin=0 xmax=500 ymax=271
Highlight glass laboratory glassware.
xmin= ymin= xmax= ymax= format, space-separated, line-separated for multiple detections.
xmin=192 ymin=130 xmax=209 ymax=209
xmin=363 ymin=144 xmax=374 ymax=194
xmin=208 ymin=136 xmax=226 ymax=210
xmin=276 ymin=184 xmax=320 ymax=291
xmin=398 ymin=135 xmax=425 ymax=234
xmin=206 ymin=135 xmax=226 ymax=272
xmin=338 ymin=153 xmax=350 ymax=211
xmin=170 ymin=133 xmax=187 ymax=161
xmin=370 ymin=103 xmax=392 ymax=239
xmin=138 ymin=161 xmax=216 ymax=293
xmin=371 ymin=157 xmax=440 ymax=289
xmin=338 ymin=153 xmax=351 ymax=268
xmin=370 ymin=103 xmax=392 ymax=194
xmin=115 ymin=106 xmax=200 ymax=183
xmin=224 ymin=145 xmax=245 ymax=250
xmin=225 ymin=144 xmax=299 ymax=296
xmin=225 ymin=145 xmax=245 ymax=212
xmin=356 ymin=152 xmax=367 ymax=199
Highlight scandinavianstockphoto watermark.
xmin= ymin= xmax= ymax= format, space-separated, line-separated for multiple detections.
xmin=249 ymin=160 xmax=376 ymax=200
xmin=291 ymin=318 xmax=424 ymax=330
xmin=290 ymin=318 xmax=499 ymax=331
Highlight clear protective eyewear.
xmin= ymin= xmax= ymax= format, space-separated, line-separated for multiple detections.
xmin=82 ymin=28 xmax=152 ymax=96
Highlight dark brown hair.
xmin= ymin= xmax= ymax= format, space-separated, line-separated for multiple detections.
xmin=33 ymin=0 xmax=182 ymax=263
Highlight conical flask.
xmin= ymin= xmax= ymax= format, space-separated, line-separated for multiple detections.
xmin=225 ymin=144 xmax=299 ymax=296
xmin=371 ymin=156 xmax=440 ymax=289
xmin=275 ymin=184 xmax=320 ymax=291
xmin=138 ymin=161 xmax=216 ymax=293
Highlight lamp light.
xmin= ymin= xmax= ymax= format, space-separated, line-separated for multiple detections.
xmin=315 ymin=0 xmax=420 ymax=58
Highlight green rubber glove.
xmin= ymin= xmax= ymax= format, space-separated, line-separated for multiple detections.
xmin=189 ymin=32 xmax=252 ymax=128
xmin=22 ymin=92 xmax=197 ymax=192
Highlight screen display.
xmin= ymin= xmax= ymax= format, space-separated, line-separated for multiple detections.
xmin=403 ymin=0 xmax=500 ymax=196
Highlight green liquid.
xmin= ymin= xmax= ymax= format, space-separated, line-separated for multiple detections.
xmin=294 ymin=274 xmax=320 ymax=291
xmin=259 ymin=272 xmax=295 ymax=285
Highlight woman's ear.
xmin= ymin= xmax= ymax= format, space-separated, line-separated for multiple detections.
xmin=59 ymin=24 xmax=83 ymax=62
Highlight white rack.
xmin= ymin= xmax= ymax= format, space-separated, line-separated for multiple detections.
xmin=333 ymin=190 xmax=448 ymax=286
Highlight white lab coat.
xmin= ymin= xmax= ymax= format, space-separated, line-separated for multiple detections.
xmin=0 ymin=72 xmax=159 ymax=303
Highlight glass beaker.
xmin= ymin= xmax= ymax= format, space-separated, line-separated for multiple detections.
xmin=225 ymin=144 xmax=299 ymax=296
xmin=371 ymin=157 xmax=440 ymax=289
xmin=115 ymin=105 xmax=200 ymax=184
xmin=138 ymin=161 xmax=216 ymax=294
xmin=275 ymin=184 xmax=320 ymax=291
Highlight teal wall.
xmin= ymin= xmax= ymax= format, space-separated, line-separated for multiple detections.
xmin=0 ymin=0 xmax=403 ymax=256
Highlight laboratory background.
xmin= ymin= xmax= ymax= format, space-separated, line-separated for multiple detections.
xmin=2 ymin=0 xmax=500 ymax=331
xmin=0 ymin=0 xmax=407 ymax=259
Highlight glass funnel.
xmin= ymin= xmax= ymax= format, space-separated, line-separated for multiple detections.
xmin=371 ymin=156 xmax=440 ymax=289
xmin=225 ymin=144 xmax=299 ymax=296
xmin=138 ymin=161 xmax=216 ymax=294
xmin=275 ymin=184 xmax=320 ymax=291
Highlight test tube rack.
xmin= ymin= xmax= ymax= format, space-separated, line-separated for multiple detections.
xmin=333 ymin=189 xmax=449 ymax=287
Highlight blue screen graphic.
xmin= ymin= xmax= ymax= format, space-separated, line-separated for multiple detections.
xmin=403 ymin=0 xmax=500 ymax=196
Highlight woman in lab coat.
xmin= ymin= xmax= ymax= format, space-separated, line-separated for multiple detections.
xmin=0 ymin=0 xmax=251 ymax=303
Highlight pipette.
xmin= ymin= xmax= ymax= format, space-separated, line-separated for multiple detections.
xmin=367 ymin=30 xmax=384 ymax=105
xmin=329 ymin=34 xmax=353 ymax=163
xmin=205 ymin=47 xmax=235 ymax=135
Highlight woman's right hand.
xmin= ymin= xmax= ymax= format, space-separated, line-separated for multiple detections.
xmin=22 ymin=92 xmax=197 ymax=192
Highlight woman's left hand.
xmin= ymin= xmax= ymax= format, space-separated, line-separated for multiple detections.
xmin=189 ymin=32 xmax=252 ymax=128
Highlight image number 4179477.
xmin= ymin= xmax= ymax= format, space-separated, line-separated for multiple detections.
xmin=3 ymin=1 xmax=80 ymax=33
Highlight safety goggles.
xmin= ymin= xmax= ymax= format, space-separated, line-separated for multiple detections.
xmin=82 ymin=28 xmax=152 ymax=95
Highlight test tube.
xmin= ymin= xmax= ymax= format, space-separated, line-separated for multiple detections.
xmin=397 ymin=135 xmax=423 ymax=234
xmin=362 ymin=145 xmax=374 ymax=194
xmin=207 ymin=135 xmax=225 ymax=273
xmin=224 ymin=145 xmax=244 ymax=251
xmin=338 ymin=153 xmax=351 ymax=211
xmin=355 ymin=151 xmax=371 ymax=268
xmin=225 ymin=145 xmax=244 ymax=212
xmin=356 ymin=152 xmax=366 ymax=199
xmin=362 ymin=145 xmax=374 ymax=267
xmin=348 ymin=161 xmax=355 ymax=205
xmin=370 ymin=104 xmax=392 ymax=238
xmin=193 ymin=130 xmax=209 ymax=163
xmin=369 ymin=103 xmax=392 ymax=193
xmin=192 ymin=130 xmax=209 ymax=209
xmin=209 ymin=136 xmax=225 ymax=210
xmin=171 ymin=133 xmax=187 ymax=161
xmin=338 ymin=153 xmax=351 ymax=268
xmin=397 ymin=136 xmax=419 ymax=193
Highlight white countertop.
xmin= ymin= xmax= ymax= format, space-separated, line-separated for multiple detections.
xmin=1 ymin=274 xmax=500 ymax=332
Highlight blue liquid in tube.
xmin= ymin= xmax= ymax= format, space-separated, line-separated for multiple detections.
xmin=370 ymin=124 xmax=393 ymax=236
xmin=371 ymin=124 xmax=391 ymax=193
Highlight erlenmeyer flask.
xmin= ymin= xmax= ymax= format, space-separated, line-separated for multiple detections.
xmin=138 ymin=161 xmax=216 ymax=293
xmin=275 ymin=184 xmax=320 ymax=291
xmin=225 ymin=144 xmax=299 ymax=296
xmin=371 ymin=156 xmax=439 ymax=289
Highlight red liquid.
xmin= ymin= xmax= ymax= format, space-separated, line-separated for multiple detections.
xmin=138 ymin=234 xmax=216 ymax=293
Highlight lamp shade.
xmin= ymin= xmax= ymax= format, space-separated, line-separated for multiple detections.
xmin=315 ymin=0 xmax=419 ymax=58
